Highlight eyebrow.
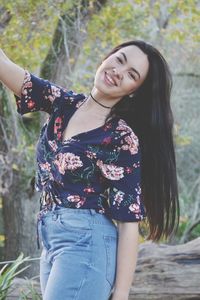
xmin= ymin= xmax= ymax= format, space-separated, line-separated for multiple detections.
xmin=120 ymin=52 xmax=141 ymax=79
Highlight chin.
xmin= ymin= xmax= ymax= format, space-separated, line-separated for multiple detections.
xmin=94 ymin=83 xmax=113 ymax=97
xmin=94 ymin=81 xmax=108 ymax=96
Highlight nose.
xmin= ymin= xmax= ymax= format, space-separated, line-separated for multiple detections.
xmin=112 ymin=67 xmax=123 ymax=80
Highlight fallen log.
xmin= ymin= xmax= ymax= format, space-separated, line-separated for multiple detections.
xmin=130 ymin=237 xmax=200 ymax=300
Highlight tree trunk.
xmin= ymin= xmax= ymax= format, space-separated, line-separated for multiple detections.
xmin=2 ymin=174 xmax=41 ymax=277
xmin=40 ymin=0 xmax=107 ymax=85
xmin=1 ymin=0 xmax=107 ymax=278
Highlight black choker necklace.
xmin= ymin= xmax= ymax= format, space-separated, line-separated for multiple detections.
xmin=90 ymin=93 xmax=112 ymax=109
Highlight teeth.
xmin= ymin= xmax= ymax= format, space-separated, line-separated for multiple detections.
xmin=106 ymin=73 xmax=115 ymax=85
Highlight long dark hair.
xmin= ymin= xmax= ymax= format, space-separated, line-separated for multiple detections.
xmin=104 ymin=40 xmax=179 ymax=241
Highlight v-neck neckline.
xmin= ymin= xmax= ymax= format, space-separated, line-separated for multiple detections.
xmin=60 ymin=96 xmax=117 ymax=145
xmin=61 ymin=116 xmax=117 ymax=145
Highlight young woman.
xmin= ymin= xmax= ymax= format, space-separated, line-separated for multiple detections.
xmin=0 ymin=40 xmax=179 ymax=300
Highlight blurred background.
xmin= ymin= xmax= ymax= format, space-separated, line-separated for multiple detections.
xmin=0 ymin=0 xmax=199 ymax=294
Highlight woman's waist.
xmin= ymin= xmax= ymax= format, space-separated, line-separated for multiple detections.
xmin=39 ymin=188 xmax=108 ymax=206
xmin=37 ymin=202 xmax=118 ymax=234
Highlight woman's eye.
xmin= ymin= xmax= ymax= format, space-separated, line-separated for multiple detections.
xmin=129 ymin=72 xmax=136 ymax=80
xmin=116 ymin=57 xmax=123 ymax=64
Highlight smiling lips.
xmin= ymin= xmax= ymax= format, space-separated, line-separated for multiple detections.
xmin=104 ymin=71 xmax=117 ymax=87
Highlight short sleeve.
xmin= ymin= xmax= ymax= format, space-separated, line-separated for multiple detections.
xmin=97 ymin=127 xmax=146 ymax=222
xmin=15 ymin=71 xmax=67 ymax=115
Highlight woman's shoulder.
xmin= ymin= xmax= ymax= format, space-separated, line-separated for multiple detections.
xmin=59 ymin=90 xmax=87 ymax=107
xmin=113 ymin=118 xmax=140 ymax=148
xmin=99 ymin=118 xmax=140 ymax=158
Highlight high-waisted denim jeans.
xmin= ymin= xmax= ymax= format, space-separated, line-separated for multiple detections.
xmin=37 ymin=205 xmax=118 ymax=300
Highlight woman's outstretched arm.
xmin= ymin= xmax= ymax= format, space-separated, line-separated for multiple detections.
xmin=0 ymin=49 xmax=25 ymax=97
xmin=112 ymin=222 xmax=139 ymax=300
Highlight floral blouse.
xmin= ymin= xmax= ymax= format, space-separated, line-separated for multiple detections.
xmin=15 ymin=71 xmax=146 ymax=222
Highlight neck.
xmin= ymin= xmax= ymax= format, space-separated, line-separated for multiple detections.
xmin=88 ymin=87 xmax=120 ymax=109
xmin=90 ymin=93 xmax=112 ymax=109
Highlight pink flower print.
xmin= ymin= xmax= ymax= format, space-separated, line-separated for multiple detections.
xmin=67 ymin=195 xmax=86 ymax=208
xmin=113 ymin=190 xmax=124 ymax=206
xmin=51 ymin=86 xmax=61 ymax=98
xmin=21 ymin=73 xmax=32 ymax=96
xmin=22 ymin=82 xmax=33 ymax=97
xmin=129 ymin=203 xmax=141 ymax=214
xmin=48 ymin=140 xmax=58 ymax=152
xmin=121 ymin=144 xmax=129 ymax=150
xmin=84 ymin=187 xmax=95 ymax=193
xmin=116 ymin=119 xmax=130 ymax=132
xmin=96 ymin=160 xmax=124 ymax=180
xmin=102 ymin=136 xmax=112 ymax=145
xmin=117 ymin=120 xmax=139 ymax=154
xmin=22 ymin=71 xmax=33 ymax=90
xmin=40 ymin=162 xmax=51 ymax=172
xmin=124 ymin=133 xmax=139 ymax=155
xmin=125 ymin=167 xmax=133 ymax=174
xmin=103 ymin=122 xmax=112 ymax=131
xmin=121 ymin=133 xmax=139 ymax=155
xmin=27 ymin=99 xmax=35 ymax=109
xmin=54 ymin=116 xmax=63 ymax=140
xmin=76 ymin=198 xmax=86 ymax=208
xmin=98 ymin=208 xmax=105 ymax=214
xmin=54 ymin=116 xmax=63 ymax=128
xmin=67 ymin=195 xmax=80 ymax=202
xmin=85 ymin=150 xmax=97 ymax=159
xmin=54 ymin=152 xmax=83 ymax=174
xmin=47 ymin=86 xmax=61 ymax=103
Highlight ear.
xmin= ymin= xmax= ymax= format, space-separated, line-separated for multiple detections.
xmin=129 ymin=93 xmax=135 ymax=98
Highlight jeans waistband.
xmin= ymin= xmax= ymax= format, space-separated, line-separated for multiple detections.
xmin=38 ymin=203 xmax=97 ymax=218
xmin=36 ymin=204 xmax=117 ymax=250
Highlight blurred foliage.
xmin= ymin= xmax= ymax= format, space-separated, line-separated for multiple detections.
xmin=19 ymin=279 xmax=42 ymax=300
xmin=0 ymin=253 xmax=29 ymax=300
xmin=0 ymin=255 xmax=41 ymax=299
xmin=0 ymin=0 xmax=76 ymax=70
xmin=73 ymin=0 xmax=199 ymax=92
xmin=176 ymin=216 xmax=200 ymax=242
xmin=174 ymin=124 xmax=192 ymax=146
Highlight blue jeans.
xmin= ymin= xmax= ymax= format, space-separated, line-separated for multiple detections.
xmin=37 ymin=205 xmax=118 ymax=300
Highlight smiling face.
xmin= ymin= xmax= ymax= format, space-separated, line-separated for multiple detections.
xmin=94 ymin=45 xmax=149 ymax=100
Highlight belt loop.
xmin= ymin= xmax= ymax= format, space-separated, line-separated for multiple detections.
xmin=89 ymin=209 xmax=96 ymax=216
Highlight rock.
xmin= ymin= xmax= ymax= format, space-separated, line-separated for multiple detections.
xmin=6 ymin=277 xmax=41 ymax=299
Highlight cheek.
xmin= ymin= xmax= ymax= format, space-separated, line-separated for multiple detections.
xmin=124 ymin=77 xmax=144 ymax=93
xmin=122 ymin=80 xmax=137 ymax=94
xmin=98 ymin=58 xmax=113 ymax=71
xmin=95 ymin=63 xmax=106 ymax=78
xmin=94 ymin=66 xmax=103 ymax=83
